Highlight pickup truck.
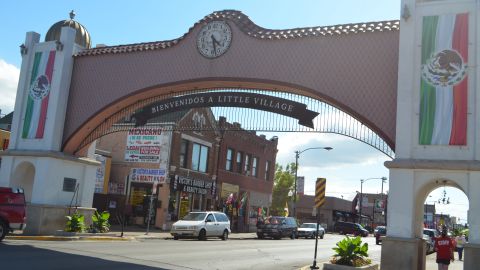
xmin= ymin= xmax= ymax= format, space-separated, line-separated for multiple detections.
xmin=0 ymin=187 xmax=27 ymax=240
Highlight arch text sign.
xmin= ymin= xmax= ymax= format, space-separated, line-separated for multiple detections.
xmin=132 ymin=92 xmax=319 ymax=128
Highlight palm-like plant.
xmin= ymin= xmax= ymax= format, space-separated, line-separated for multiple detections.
xmin=65 ymin=212 xmax=86 ymax=233
xmin=90 ymin=211 xmax=110 ymax=233
xmin=331 ymin=236 xmax=371 ymax=267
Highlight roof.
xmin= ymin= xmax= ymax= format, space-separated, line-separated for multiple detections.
xmin=75 ymin=10 xmax=399 ymax=57
xmin=0 ymin=112 xmax=13 ymax=124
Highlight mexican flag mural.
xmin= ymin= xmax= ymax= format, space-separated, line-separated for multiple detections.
xmin=419 ymin=13 xmax=468 ymax=145
xmin=22 ymin=50 xmax=56 ymax=139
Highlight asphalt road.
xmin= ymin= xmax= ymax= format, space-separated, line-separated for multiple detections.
xmin=0 ymin=234 xmax=381 ymax=270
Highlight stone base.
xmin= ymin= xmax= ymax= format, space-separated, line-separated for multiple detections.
xmin=463 ymin=243 xmax=480 ymax=270
xmin=24 ymin=204 xmax=96 ymax=235
xmin=322 ymin=263 xmax=379 ymax=270
xmin=380 ymin=236 xmax=426 ymax=270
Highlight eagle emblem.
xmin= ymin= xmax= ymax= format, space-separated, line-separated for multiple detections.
xmin=29 ymin=74 xmax=50 ymax=100
xmin=422 ymin=49 xmax=467 ymax=87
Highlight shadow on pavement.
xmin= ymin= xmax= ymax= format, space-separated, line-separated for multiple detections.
xmin=0 ymin=242 xmax=170 ymax=270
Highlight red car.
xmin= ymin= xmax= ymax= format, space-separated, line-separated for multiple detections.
xmin=0 ymin=187 xmax=27 ymax=241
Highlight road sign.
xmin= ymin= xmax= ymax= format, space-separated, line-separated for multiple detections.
xmin=314 ymin=178 xmax=326 ymax=208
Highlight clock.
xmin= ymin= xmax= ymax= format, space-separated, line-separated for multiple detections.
xmin=197 ymin=21 xmax=232 ymax=58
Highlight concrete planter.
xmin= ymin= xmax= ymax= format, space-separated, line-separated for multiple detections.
xmin=322 ymin=263 xmax=379 ymax=270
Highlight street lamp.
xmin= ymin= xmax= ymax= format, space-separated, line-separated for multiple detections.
xmin=358 ymin=177 xmax=387 ymax=224
xmin=293 ymin=146 xmax=333 ymax=218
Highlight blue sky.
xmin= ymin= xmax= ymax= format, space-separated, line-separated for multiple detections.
xmin=0 ymin=0 xmax=469 ymax=223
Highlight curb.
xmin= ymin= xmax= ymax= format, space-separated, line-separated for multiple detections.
xmin=6 ymin=235 xmax=134 ymax=241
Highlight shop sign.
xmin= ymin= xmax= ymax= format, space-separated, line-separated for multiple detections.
xmin=94 ymin=154 xmax=107 ymax=193
xmin=172 ymin=175 xmax=214 ymax=195
xmin=124 ymin=128 xmax=164 ymax=163
xmin=130 ymin=168 xmax=166 ymax=183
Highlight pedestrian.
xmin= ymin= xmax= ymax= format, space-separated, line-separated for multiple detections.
xmin=435 ymin=228 xmax=455 ymax=270
xmin=455 ymin=233 xmax=467 ymax=261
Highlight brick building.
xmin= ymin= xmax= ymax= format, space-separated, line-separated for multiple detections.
xmin=217 ymin=117 xmax=278 ymax=232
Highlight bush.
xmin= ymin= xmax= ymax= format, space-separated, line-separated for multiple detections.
xmin=65 ymin=212 xmax=86 ymax=233
xmin=330 ymin=236 xmax=372 ymax=267
xmin=90 ymin=211 xmax=111 ymax=233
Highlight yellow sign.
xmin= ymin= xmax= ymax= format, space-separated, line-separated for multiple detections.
xmin=179 ymin=198 xmax=190 ymax=219
xmin=315 ymin=178 xmax=326 ymax=208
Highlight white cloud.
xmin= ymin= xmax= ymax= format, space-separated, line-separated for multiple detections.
xmin=0 ymin=59 xmax=19 ymax=115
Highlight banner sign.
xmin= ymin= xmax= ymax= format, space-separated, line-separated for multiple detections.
xmin=130 ymin=168 xmax=166 ymax=183
xmin=94 ymin=154 xmax=107 ymax=193
xmin=419 ymin=13 xmax=468 ymax=145
xmin=22 ymin=50 xmax=56 ymax=139
xmin=132 ymin=92 xmax=319 ymax=128
xmin=172 ymin=175 xmax=214 ymax=196
xmin=124 ymin=128 xmax=163 ymax=163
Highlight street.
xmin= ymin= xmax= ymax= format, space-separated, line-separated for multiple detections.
xmin=0 ymin=234 xmax=380 ymax=270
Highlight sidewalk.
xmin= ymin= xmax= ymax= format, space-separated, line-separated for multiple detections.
xmin=5 ymin=225 xmax=258 ymax=241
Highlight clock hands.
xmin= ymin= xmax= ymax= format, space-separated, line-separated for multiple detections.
xmin=211 ymin=34 xmax=222 ymax=56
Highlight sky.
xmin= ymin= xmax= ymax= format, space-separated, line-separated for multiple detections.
xmin=0 ymin=0 xmax=469 ymax=223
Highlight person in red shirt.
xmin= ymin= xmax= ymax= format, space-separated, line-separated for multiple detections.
xmin=435 ymin=228 xmax=455 ymax=270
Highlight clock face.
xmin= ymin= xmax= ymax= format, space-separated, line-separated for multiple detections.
xmin=197 ymin=21 xmax=232 ymax=58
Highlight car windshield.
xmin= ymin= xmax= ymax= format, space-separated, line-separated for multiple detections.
xmin=265 ymin=217 xmax=284 ymax=224
xmin=300 ymin=224 xmax=316 ymax=228
xmin=377 ymin=227 xmax=386 ymax=233
xmin=182 ymin=212 xmax=207 ymax=221
xmin=357 ymin=224 xmax=366 ymax=230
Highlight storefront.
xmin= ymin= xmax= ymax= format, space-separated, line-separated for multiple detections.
xmin=168 ymin=174 xmax=216 ymax=222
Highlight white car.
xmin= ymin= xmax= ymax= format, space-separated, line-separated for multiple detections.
xmin=297 ymin=223 xmax=325 ymax=239
xmin=422 ymin=233 xmax=434 ymax=253
xmin=170 ymin=211 xmax=231 ymax=241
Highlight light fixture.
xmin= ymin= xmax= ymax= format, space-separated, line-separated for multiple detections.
xmin=401 ymin=4 xmax=411 ymax=21
xmin=20 ymin=44 xmax=28 ymax=55
xmin=437 ymin=181 xmax=450 ymax=205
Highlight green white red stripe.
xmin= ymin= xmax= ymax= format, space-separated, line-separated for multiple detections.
xmin=419 ymin=13 xmax=468 ymax=145
xmin=22 ymin=50 xmax=56 ymax=139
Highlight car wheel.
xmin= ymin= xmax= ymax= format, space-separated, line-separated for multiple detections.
xmin=221 ymin=229 xmax=229 ymax=241
xmin=320 ymin=232 xmax=324 ymax=239
xmin=257 ymin=233 xmax=264 ymax=239
xmin=198 ymin=229 xmax=207 ymax=241
xmin=0 ymin=220 xmax=6 ymax=241
xmin=173 ymin=236 xmax=179 ymax=240
xmin=290 ymin=231 xmax=296 ymax=239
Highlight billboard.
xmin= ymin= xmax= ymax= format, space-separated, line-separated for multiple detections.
xmin=124 ymin=128 xmax=167 ymax=163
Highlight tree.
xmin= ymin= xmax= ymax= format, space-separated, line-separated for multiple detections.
xmin=270 ymin=163 xmax=296 ymax=216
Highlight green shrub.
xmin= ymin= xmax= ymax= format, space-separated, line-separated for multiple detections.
xmin=90 ymin=211 xmax=111 ymax=233
xmin=330 ymin=236 xmax=372 ymax=267
xmin=65 ymin=212 xmax=86 ymax=233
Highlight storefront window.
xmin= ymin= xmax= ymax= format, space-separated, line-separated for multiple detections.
xmin=191 ymin=143 xmax=209 ymax=173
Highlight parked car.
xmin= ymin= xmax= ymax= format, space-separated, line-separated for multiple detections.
xmin=170 ymin=211 xmax=231 ymax=241
xmin=423 ymin=233 xmax=434 ymax=253
xmin=374 ymin=226 xmax=386 ymax=245
xmin=333 ymin=221 xmax=369 ymax=237
xmin=257 ymin=216 xmax=298 ymax=239
xmin=0 ymin=187 xmax=27 ymax=241
xmin=423 ymin=228 xmax=439 ymax=251
xmin=297 ymin=223 xmax=325 ymax=239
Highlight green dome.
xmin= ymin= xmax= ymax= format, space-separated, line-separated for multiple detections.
xmin=45 ymin=10 xmax=91 ymax=49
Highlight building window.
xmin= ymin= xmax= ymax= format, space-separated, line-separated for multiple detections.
xmin=180 ymin=140 xmax=189 ymax=168
xmin=244 ymin=154 xmax=251 ymax=176
xmin=252 ymin=157 xmax=258 ymax=177
xmin=226 ymin=148 xmax=233 ymax=171
xmin=236 ymin=152 xmax=243 ymax=173
xmin=265 ymin=161 xmax=271 ymax=181
xmin=192 ymin=143 xmax=209 ymax=173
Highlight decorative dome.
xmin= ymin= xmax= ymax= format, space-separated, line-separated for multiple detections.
xmin=45 ymin=10 xmax=91 ymax=49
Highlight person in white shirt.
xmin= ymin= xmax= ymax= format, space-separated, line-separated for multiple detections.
xmin=455 ymin=234 xmax=467 ymax=261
